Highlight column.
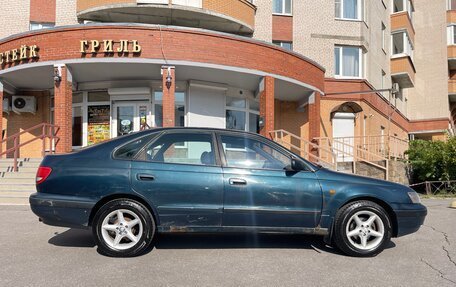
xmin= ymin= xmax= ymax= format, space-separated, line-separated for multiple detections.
xmin=259 ymin=76 xmax=275 ymax=137
xmin=54 ymin=65 xmax=73 ymax=154
xmin=162 ymin=66 xmax=175 ymax=128
xmin=308 ymin=91 xmax=321 ymax=161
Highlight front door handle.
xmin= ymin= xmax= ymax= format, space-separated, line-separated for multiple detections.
xmin=137 ymin=174 xmax=155 ymax=181
xmin=229 ymin=178 xmax=247 ymax=186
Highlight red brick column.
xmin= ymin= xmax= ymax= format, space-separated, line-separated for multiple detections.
xmin=308 ymin=92 xmax=321 ymax=161
xmin=54 ymin=65 xmax=73 ymax=154
xmin=162 ymin=66 xmax=175 ymax=127
xmin=260 ymin=76 xmax=275 ymax=137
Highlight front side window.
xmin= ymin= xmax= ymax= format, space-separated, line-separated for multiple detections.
xmin=273 ymin=0 xmax=292 ymax=15
xmin=143 ymin=133 xmax=215 ymax=166
xmin=335 ymin=46 xmax=362 ymax=78
xmin=335 ymin=0 xmax=362 ymax=20
xmin=220 ymin=135 xmax=291 ymax=170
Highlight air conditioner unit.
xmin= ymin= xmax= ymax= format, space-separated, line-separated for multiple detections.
xmin=12 ymin=96 xmax=37 ymax=114
xmin=2 ymin=98 xmax=9 ymax=114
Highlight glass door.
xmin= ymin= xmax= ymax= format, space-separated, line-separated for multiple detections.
xmin=112 ymin=102 xmax=151 ymax=138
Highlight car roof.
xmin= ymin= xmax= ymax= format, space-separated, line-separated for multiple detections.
xmin=141 ymin=127 xmax=263 ymax=137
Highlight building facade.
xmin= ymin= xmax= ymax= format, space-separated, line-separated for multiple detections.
xmin=0 ymin=0 xmax=453 ymax=168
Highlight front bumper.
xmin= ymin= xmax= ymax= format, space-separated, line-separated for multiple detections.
xmin=29 ymin=193 xmax=96 ymax=229
xmin=393 ymin=203 xmax=427 ymax=237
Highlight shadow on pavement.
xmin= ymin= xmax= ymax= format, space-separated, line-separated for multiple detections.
xmin=48 ymin=229 xmax=95 ymax=248
xmin=48 ymin=229 xmax=396 ymax=256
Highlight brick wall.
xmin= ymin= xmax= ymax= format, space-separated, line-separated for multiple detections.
xmin=0 ymin=26 xmax=325 ymax=92
xmin=2 ymin=91 xmax=51 ymax=158
xmin=30 ymin=0 xmax=56 ymax=24
xmin=0 ymin=0 xmax=30 ymax=39
xmin=203 ymin=0 xmax=256 ymax=28
xmin=54 ymin=67 xmax=73 ymax=154
xmin=272 ymin=15 xmax=293 ymax=42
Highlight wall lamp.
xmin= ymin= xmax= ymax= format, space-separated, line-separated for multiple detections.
xmin=53 ymin=66 xmax=62 ymax=83
xmin=165 ymin=66 xmax=173 ymax=89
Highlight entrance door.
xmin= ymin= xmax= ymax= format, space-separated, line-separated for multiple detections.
xmin=332 ymin=113 xmax=355 ymax=162
xmin=112 ymin=102 xmax=151 ymax=138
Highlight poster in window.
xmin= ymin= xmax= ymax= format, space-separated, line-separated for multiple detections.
xmin=87 ymin=105 xmax=110 ymax=145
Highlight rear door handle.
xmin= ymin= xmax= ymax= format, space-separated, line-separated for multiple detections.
xmin=137 ymin=174 xmax=155 ymax=181
xmin=229 ymin=178 xmax=247 ymax=186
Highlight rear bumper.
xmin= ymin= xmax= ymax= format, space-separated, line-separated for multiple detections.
xmin=29 ymin=193 xmax=96 ymax=229
xmin=393 ymin=204 xmax=427 ymax=237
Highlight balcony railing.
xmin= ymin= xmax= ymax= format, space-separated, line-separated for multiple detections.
xmin=391 ymin=55 xmax=416 ymax=88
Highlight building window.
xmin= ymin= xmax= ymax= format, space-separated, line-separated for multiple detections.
xmin=273 ymin=0 xmax=292 ymax=15
xmin=392 ymin=32 xmax=413 ymax=58
xmin=30 ymin=22 xmax=54 ymax=31
xmin=448 ymin=0 xmax=456 ymax=10
xmin=335 ymin=0 xmax=363 ymax=21
xmin=226 ymin=96 xmax=260 ymax=133
xmin=381 ymin=22 xmax=387 ymax=52
xmin=334 ymin=46 xmax=363 ymax=78
xmin=448 ymin=25 xmax=456 ymax=45
xmin=153 ymin=91 xmax=186 ymax=127
xmin=272 ymin=41 xmax=293 ymax=51
xmin=393 ymin=0 xmax=413 ymax=19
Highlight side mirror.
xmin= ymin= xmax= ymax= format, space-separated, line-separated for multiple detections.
xmin=285 ymin=158 xmax=305 ymax=172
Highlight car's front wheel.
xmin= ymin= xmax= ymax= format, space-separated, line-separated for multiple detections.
xmin=92 ymin=199 xmax=155 ymax=257
xmin=333 ymin=200 xmax=392 ymax=257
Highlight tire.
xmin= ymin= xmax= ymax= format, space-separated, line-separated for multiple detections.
xmin=92 ymin=199 xmax=155 ymax=257
xmin=333 ymin=200 xmax=392 ymax=257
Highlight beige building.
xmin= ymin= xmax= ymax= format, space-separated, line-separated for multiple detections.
xmin=0 ymin=0 xmax=453 ymax=181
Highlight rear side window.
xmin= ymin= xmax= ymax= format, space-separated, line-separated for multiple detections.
xmin=141 ymin=132 xmax=216 ymax=166
xmin=114 ymin=133 xmax=158 ymax=159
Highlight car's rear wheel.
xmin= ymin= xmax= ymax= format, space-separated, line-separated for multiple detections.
xmin=92 ymin=199 xmax=155 ymax=257
xmin=333 ymin=200 xmax=392 ymax=257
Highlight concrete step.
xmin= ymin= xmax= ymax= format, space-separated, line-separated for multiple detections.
xmin=0 ymin=158 xmax=43 ymax=163
xmin=0 ymin=197 xmax=30 ymax=205
xmin=0 ymin=162 xmax=41 ymax=169
xmin=0 ymin=178 xmax=36 ymax=185
xmin=0 ymin=172 xmax=36 ymax=179
xmin=0 ymin=167 xmax=38 ymax=173
xmin=0 ymin=184 xmax=36 ymax=191
xmin=0 ymin=191 xmax=34 ymax=198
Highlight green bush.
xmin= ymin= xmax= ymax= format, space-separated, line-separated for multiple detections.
xmin=406 ymin=137 xmax=456 ymax=183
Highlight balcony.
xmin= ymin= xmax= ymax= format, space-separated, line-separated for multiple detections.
xmin=448 ymin=9 xmax=456 ymax=24
xmin=390 ymin=11 xmax=415 ymax=44
xmin=391 ymin=56 xmax=415 ymax=88
xmin=77 ymin=0 xmax=256 ymax=35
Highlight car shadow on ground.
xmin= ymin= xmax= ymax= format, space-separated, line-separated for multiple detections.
xmin=48 ymin=229 xmax=396 ymax=256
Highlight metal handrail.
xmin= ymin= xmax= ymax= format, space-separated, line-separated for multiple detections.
xmin=270 ymin=129 xmax=338 ymax=170
xmin=0 ymin=123 xmax=60 ymax=172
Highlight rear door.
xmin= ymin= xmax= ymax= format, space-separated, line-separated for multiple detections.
xmin=130 ymin=131 xmax=224 ymax=227
xmin=218 ymin=132 xmax=322 ymax=228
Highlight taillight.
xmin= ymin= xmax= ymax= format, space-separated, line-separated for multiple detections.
xmin=36 ymin=167 xmax=52 ymax=184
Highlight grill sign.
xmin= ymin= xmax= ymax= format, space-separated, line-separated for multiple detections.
xmin=80 ymin=40 xmax=141 ymax=54
xmin=0 ymin=45 xmax=39 ymax=64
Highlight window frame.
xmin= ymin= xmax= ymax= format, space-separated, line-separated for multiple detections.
xmin=215 ymin=131 xmax=314 ymax=172
xmin=132 ymin=130 xmax=221 ymax=167
xmin=334 ymin=45 xmax=364 ymax=79
xmin=225 ymin=95 xmax=260 ymax=133
xmin=272 ymin=41 xmax=293 ymax=51
xmin=391 ymin=31 xmax=414 ymax=59
xmin=335 ymin=0 xmax=363 ymax=21
xmin=272 ymin=0 xmax=292 ymax=16
xmin=29 ymin=22 xmax=55 ymax=31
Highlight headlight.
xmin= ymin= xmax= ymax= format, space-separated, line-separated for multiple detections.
xmin=408 ymin=192 xmax=421 ymax=204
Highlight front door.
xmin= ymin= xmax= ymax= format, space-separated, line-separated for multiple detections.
xmin=218 ymin=132 xmax=323 ymax=228
xmin=112 ymin=102 xmax=151 ymax=138
xmin=332 ymin=112 xmax=355 ymax=162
